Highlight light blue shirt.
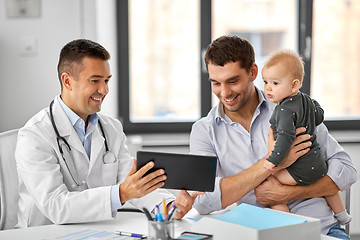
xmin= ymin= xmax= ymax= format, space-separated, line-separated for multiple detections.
xmin=190 ymin=88 xmax=357 ymax=234
xmin=57 ymin=96 xmax=122 ymax=212
xmin=57 ymin=96 xmax=98 ymax=159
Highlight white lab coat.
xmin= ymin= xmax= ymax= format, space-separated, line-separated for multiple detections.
xmin=15 ymin=97 xmax=174 ymax=228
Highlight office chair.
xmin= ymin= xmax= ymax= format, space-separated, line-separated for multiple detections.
xmin=0 ymin=129 xmax=19 ymax=230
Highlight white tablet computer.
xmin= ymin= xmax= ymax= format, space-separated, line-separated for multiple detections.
xmin=136 ymin=151 xmax=217 ymax=192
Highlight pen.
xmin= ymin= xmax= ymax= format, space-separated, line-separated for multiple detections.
xmin=115 ymin=231 xmax=147 ymax=239
xmin=167 ymin=205 xmax=178 ymax=221
xmin=156 ymin=211 xmax=163 ymax=222
xmin=163 ymin=199 xmax=167 ymax=220
xmin=155 ymin=205 xmax=163 ymax=222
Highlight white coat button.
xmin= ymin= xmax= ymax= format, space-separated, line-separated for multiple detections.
xmin=82 ymin=180 xmax=86 ymax=184
xmin=71 ymin=184 xmax=76 ymax=188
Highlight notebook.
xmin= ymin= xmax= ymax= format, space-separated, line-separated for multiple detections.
xmin=213 ymin=203 xmax=307 ymax=230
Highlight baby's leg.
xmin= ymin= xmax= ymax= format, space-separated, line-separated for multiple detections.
xmin=326 ymin=193 xmax=345 ymax=213
xmin=325 ymin=193 xmax=352 ymax=225
xmin=269 ymin=169 xmax=297 ymax=212
xmin=273 ymin=169 xmax=297 ymax=186
xmin=271 ymin=204 xmax=290 ymax=212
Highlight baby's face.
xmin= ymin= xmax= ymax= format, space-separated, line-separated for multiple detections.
xmin=262 ymin=64 xmax=295 ymax=103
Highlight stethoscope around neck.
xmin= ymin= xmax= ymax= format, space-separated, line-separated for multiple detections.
xmin=49 ymin=100 xmax=117 ymax=187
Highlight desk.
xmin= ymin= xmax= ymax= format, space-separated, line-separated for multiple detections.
xmin=0 ymin=210 xmax=340 ymax=239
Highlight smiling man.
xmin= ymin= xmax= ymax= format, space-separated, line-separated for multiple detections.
xmin=187 ymin=35 xmax=356 ymax=239
xmin=59 ymin=56 xmax=110 ymax=123
xmin=15 ymin=39 xmax=183 ymax=227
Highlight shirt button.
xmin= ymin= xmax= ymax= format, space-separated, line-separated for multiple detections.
xmin=71 ymin=184 xmax=76 ymax=188
xmin=82 ymin=180 xmax=86 ymax=184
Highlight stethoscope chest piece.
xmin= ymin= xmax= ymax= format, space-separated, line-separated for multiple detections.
xmin=103 ymin=151 xmax=116 ymax=164
xmin=50 ymin=99 xmax=118 ymax=187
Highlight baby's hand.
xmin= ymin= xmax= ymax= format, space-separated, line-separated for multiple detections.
xmin=263 ymin=160 xmax=276 ymax=171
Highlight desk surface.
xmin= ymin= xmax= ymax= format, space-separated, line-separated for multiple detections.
xmin=0 ymin=209 xmax=339 ymax=240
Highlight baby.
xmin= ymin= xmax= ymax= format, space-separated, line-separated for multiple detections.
xmin=262 ymin=49 xmax=351 ymax=225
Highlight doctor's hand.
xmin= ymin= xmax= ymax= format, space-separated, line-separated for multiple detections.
xmin=119 ymin=159 xmax=166 ymax=203
xmin=169 ymin=190 xmax=204 ymax=219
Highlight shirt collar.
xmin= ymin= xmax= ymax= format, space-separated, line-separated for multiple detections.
xmin=214 ymin=103 xmax=224 ymax=125
xmin=215 ymin=86 xmax=269 ymax=125
xmin=256 ymin=87 xmax=269 ymax=110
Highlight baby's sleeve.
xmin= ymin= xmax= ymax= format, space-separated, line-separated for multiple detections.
xmin=267 ymin=107 xmax=297 ymax=166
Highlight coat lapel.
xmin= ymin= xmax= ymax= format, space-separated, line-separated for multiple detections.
xmin=53 ymin=97 xmax=89 ymax=159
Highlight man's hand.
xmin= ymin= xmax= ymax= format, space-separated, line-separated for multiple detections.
xmin=119 ymin=159 xmax=166 ymax=203
xmin=170 ymin=190 xmax=204 ymax=219
xmin=254 ymin=175 xmax=291 ymax=206
xmin=276 ymin=127 xmax=311 ymax=170
xmin=255 ymin=127 xmax=312 ymax=205
xmin=263 ymin=160 xmax=276 ymax=171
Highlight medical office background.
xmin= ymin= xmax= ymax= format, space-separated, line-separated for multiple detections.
xmin=0 ymin=0 xmax=360 ymax=236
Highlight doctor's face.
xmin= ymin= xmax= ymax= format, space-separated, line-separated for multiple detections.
xmin=62 ymin=57 xmax=111 ymax=122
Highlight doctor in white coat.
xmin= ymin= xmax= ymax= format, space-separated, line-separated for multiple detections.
xmin=15 ymin=39 xmax=199 ymax=228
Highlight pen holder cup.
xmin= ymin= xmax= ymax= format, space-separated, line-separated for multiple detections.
xmin=148 ymin=220 xmax=174 ymax=240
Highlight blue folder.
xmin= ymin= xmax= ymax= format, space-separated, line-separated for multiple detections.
xmin=213 ymin=203 xmax=307 ymax=230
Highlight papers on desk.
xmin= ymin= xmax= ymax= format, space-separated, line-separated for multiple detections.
xmin=213 ymin=203 xmax=307 ymax=229
xmin=56 ymin=229 xmax=136 ymax=240
xmin=191 ymin=203 xmax=321 ymax=240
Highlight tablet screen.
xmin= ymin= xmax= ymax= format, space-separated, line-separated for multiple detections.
xmin=136 ymin=151 xmax=217 ymax=192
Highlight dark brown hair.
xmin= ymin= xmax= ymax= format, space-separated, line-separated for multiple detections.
xmin=57 ymin=39 xmax=110 ymax=87
xmin=204 ymin=35 xmax=255 ymax=73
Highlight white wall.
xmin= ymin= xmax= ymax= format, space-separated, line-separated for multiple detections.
xmin=0 ymin=0 xmax=117 ymax=133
